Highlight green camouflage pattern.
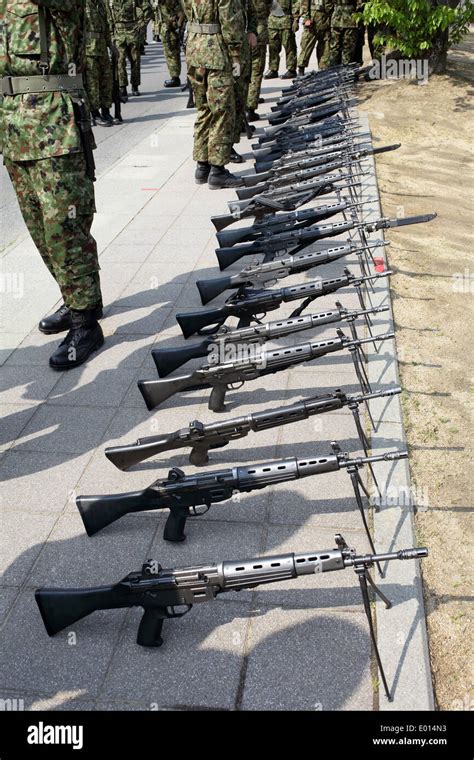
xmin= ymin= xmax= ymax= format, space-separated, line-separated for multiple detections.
xmin=153 ymin=0 xmax=182 ymax=78
xmin=297 ymin=1 xmax=333 ymax=68
xmin=267 ymin=0 xmax=296 ymax=30
xmin=246 ymin=0 xmax=271 ymax=110
xmin=233 ymin=0 xmax=257 ymax=143
xmin=0 ymin=0 xmax=88 ymax=161
xmin=108 ymin=0 xmax=143 ymax=87
xmin=84 ymin=0 xmax=113 ymax=110
xmin=188 ymin=66 xmax=235 ymax=166
xmin=268 ymin=26 xmax=297 ymax=72
xmin=328 ymin=26 xmax=358 ymax=64
xmin=331 ymin=0 xmax=359 ymax=28
xmin=183 ymin=0 xmax=245 ymax=70
xmin=299 ymin=0 xmax=332 ymax=28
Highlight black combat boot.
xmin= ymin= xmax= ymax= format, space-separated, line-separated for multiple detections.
xmin=39 ymin=303 xmax=103 ymax=335
xmin=281 ymin=70 xmax=297 ymax=79
xmin=208 ymin=166 xmax=244 ymax=190
xmin=49 ymin=308 xmax=104 ymax=370
xmin=229 ymin=148 xmax=243 ymax=163
xmin=246 ymin=108 xmax=260 ymax=122
xmin=263 ymin=70 xmax=278 ymax=79
xmin=153 ymin=34 xmax=161 ymax=42
xmin=92 ymin=109 xmax=112 ymax=127
xmin=100 ymin=107 xmax=114 ymax=126
xmin=164 ymin=76 xmax=181 ymax=87
xmin=119 ymin=86 xmax=128 ymax=102
xmin=195 ymin=161 xmax=211 ymax=184
xmin=132 ymin=87 xmax=140 ymax=96
xmin=298 ymin=66 xmax=305 ymax=76
xmin=241 ymin=123 xmax=255 ymax=135
xmin=258 ymin=97 xmax=264 ymax=103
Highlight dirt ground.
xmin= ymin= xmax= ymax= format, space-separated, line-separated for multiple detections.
xmin=358 ymin=34 xmax=474 ymax=710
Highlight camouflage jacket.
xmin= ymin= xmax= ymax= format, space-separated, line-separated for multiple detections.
xmin=138 ymin=0 xmax=154 ymax=26
xmin=85 ymin=0 xmax=112 ymax=56
xmin=107 ymin=0 xmax=142 ymax=34
xmin=268 ymin=0 xmax=297 ymax=30
xmin=300 ymin=0 xmax=333 ymax=29
xmin=183 ymin=0 xmax=245 ymax=71
xmin=0 ymin=0 xmax=86 ymax=161
xmin=152 ymin=0 xmax=181 ymax=25
xmin=331 ymin=0 xmax=361 ymax=28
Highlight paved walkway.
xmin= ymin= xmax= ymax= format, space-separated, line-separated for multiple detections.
xmin=0 ymin=44 xmax=432 ymax=711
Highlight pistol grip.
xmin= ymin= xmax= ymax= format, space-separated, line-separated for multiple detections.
xmin=208 ymin=384 xmax=227 ymax=413
xmin=163 ymin=507 xmax=188 ymax=543
xmin=137 ymin=609 xmax=166 ymax=647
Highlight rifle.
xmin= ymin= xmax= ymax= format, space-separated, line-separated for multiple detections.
xmin=253 ymin=133 xmax=360 ymax=165
xmin=267 ymin=89 xmax=352 ymax=125
xmin=203 ymin=241 xmax=386 ymax=302
xmin=75 ymin=447 xmax=407 ymax=542
xmin=176 ymin=269 xmax=391 ymax=338
xmin=211 ymin=198 xmax=360 ymax=236
xmin=34 ymin=533 xmax=428 ymax=700
xmin=138 ymin=329 xmax=394 ymax=413
xmin=249 ymin=143 xmax=401 ymax=182
xmin=105 ymin=386 xmax=400 ymax=469
xmin=153 ymin=303 xmax=389 ymax=377
xmin=260 ymin=102 xmax=356 ymax=142
xmin=214 ymin=213 xmax=435 ymax=273
xmin=257 ymin=113 xmax=361 ymax=146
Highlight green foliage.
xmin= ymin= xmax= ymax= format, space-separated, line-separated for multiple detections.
xmin=359 ymin=0 xmax=474 ymax=58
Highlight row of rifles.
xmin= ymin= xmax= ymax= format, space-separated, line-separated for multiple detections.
xmin=36 ymin=65 xmax=435 ymax=703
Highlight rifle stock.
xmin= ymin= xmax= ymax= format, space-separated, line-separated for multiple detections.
xmin=77 ymin=490 xmax=153 ymax=536
xmin=197 ymin=275 xmax=235 ymax=305
xmin=176 ymin=306 xmax=230 ymax=338
xmin=105 ymin=435 xmax=176 ymax=470
xmin=35 ymin=585 xmax=121 ymax=637
xmin=152 ymin=338 xmax=212 ymax=377
xmin=138 ymin=373 xmax=210 ymax=411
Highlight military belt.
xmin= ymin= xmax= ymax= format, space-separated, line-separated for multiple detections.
xmin=188 ymin=22 xmax=221 ymax=34
xmin=1 ymin=74 xmax=84 ymax=96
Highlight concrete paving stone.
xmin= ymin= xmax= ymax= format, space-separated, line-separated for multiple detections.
xmin=0 ymin=511 xmax=58 ymax=585
xmin=0 ymin=451 xmax=92 ymax=512
xmin=95 ymin=700 xmax=154 ymax=711
xmin=82 ymin=333 xmax=156 ymax=370
xmin=100 ymin=600 xmax=250 ymax=709
xmin=173 ymin=215 xmax=216 ymax=232
xmin=255 ymin=524 xmax=369 ymax=611
xmin=0 ymin=366 xmax=61 ymax=406
xmin=16 ymin=404 xmax=116 ymax=454
xmin=0 ymin=591 xmax=124 ymax=696
xmin=0 ymin=333 xmax=24 ymax=365
xmin=98 ymin=304 xmax=171 ymax=336
xmin=139 ymin=191 xmax=195 ymax=218
xmin=5 ymin=330 xmax=64 ymax=368
xmin=241 ymin=607 xmax=372 ymax=710
xmin=124 ymin=214 xmax=178 ymax=234
xmin=27 ymin=512 xmax=156 ymax=587
xmin=0 ymin=402 xmax=38 ymax=451
xmin=0 ymin=588 xmax=19 ymax=626
xmin=47 ymin=367 xmax=137 ymax=409
xmin=99 ymin=243 xmax=157 ymax=265
xmin=109 ymin=228 xmax=166 ymax=250
xmin=114 ymin=281 xmax=186 ymax=310
xmin=0 ymin=691 xmax=95 ymax=711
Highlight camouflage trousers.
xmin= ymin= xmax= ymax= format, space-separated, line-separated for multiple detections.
xmin=84 ymin=54 xmax=113 ymax=111
xmin=159 ymin=22 xmax=181 ymax=78
xmin=5 ymin=152 xmax=102 ymax=311
xmin=188 ymin=66 xmax=235 ymax=167
xmin=247 ymin=43 xmax=267 ymax=111
xmin=297 ymin=25 xmax=331 ymax=69
xmin=233 ymin=44 xmax=251 ymax=144
xmin=328 ymin=27 xmax=359 ymax=66
xmin=268 ymin=28 xmax=297 ymax=73
xmin=115 ymin=33 xmax=141 ymax=88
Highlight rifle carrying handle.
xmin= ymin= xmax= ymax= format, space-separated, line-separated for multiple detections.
xmin=208 ymin=384 xmax=227 ymax=413
xmin=137 ymin=609 xmax=166 ymax=647
xmin=163 ymin=507 xmax=188 ymax=543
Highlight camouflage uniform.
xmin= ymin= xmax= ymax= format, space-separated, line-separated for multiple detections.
xmin=107 ymin=0 xmax=143 ymax=89
xmin=152 ymin=0 xmax=182 ymax=79
xmin=184 ymin=0 xmax=245 ymax=167
xmin=328 ymin=0 xmax=361 ymax=66
xmin=233 ymin=0 xmax=258 ymax=143
xmin=246 ymin=0 xmax=272 ymax=111
xmin=297 ymin=0 xmax=333 ymax=70
xmin=137 ymin=0 xmax=153 ymax=49
xmin=267 ymin=0 xmax=298 ymax=74
xmin=84 ymin=0 xmax=114 ymax=112
xmin=0 ymin=0 xmax=102 ymax=312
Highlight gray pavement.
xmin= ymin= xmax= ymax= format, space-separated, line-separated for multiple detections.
xmin=0 ymin=44 xmax=432 ymax=711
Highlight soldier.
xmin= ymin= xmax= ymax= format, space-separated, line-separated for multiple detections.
xmin=246 ymin=0 xmax=272 ymax=121
xmin=184 ymin=0 xmax=246 ymax=189
xmin=264 ymin=0 xmax=299 ymax=80
xmin=1 ymin=0 xmax=104 ymax=370
xmin=297 ymin=0 xmax=333 ymax=75
xmin=108 ymin=0 xmax=143 ymax=97
xmin=152 ymin=0 xmax=185 ymax=87
xmin=138 ymin=1 xmax=154 ymax=54
xmin=84 ymin=0 xmax=115 ymax=127
xmin=231 ymin=0 xmax=258 ymax=162
xmin=328 ymin=0 xmax=362 ymax=66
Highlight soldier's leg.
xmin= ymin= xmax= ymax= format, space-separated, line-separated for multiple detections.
xmin=32 ymin=153 xmax=102 ymax=311
xmin=207 ymin=69 xmax=236 ymax=167
xmin=233 ymin=54 xmax=251 ymax=145
xmin=188 ymin=66 xmax=212 ymax=163
xmin=117 ymin=39 xmax=129 ymax=88
xmin=282 ymin=28 xmax=297 ymax=73
xmin=99 ymin=53 xmax=113 ymax=110
xmin=354 ymin=25 xmax=365 ymax=65
xmin=341 ymin=28 xmax=359 ymax=65
xmin=328 ymin=28 xmax=343 ymax=67
xmin=4 ymin=159 xmax=56 ymax=280
xmin=129 ymin=37 xmax=142 ymax=88
xmin=160 ymin=22 xmax=181 ymax=79
xmin=297 ymin=26 xmax=317 ymax=69
xmin=318 ymin=30 xmax=331 ymax=69
xmin=247 ymin=44 xmax=266 ymax=111
xmin=84 ymin=55 xmax=101 ymax=112
xmin=268 ymin=29 xmax=282 ymax=72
